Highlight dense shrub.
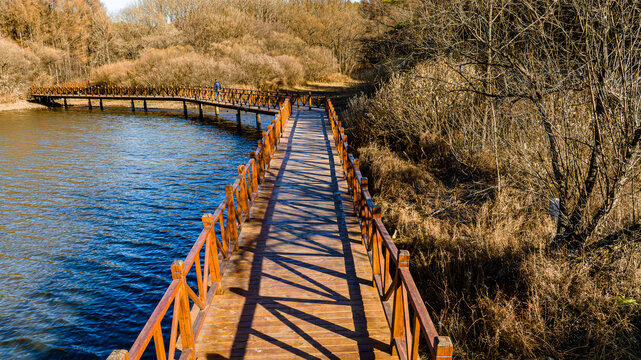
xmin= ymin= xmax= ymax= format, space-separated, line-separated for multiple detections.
xmin=0 ymin=38 xmax=38 ymax=101
xmin=90 ymin=44 xmax=311 ymax=89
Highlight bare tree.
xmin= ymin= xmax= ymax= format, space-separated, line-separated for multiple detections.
xmin=363 ymin=0 xmax=641 ymax=247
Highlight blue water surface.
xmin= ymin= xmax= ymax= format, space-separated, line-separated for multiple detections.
xmin=0 ymin=107 xmax=269 ymax=359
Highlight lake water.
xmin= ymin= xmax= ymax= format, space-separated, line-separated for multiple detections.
xmin=0 ymin=107 xmax=269 ymax=359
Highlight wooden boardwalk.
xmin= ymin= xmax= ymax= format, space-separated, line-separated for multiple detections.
xmin=195 ymin=108 xmax=395 ymax=359
xmin=100 ymin=94 xmax=452 ymax=360
xmin=29 ymin=85 xmax=323 ymax=115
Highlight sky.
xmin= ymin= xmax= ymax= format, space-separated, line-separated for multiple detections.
xmin=101 ymin=0 xmax=135 ymax=15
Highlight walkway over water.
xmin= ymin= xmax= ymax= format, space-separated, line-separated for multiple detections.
xmin=29 ymin=85 xmax=322 ymax=116
xmin=196 ymin=108 xmax=392 ymax=359
xmin=62 ymin=92 xmax=455 ymax=360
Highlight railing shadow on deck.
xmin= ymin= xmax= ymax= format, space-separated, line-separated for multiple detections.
xmin=200 ymin=109 xmax=389 ymax=359
xmin=325 ymin=99 xmax=453 ymax=360
xmin=106 ymin=99 xmax=292 ymax=360
xmin=104 ymin=97 xmax=453 ymax=360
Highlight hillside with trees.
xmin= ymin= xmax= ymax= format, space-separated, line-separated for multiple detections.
xmin=0 ymin=0 xmax=366 ymax=103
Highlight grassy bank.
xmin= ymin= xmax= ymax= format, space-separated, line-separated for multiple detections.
xmin=0 ymin=100 xmax=45 ymax=112
xmin=342 ymin=60 xmax=641 ymax=358
xmin=344 ymin=1 xmax=641 ymax=356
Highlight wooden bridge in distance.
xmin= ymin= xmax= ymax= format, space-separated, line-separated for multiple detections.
xmin=30 ymin=86 xmax=452 ymax=360
xmin=29 ymin=84 xmax=322 ymax=118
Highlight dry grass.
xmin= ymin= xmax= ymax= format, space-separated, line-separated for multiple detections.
xmin=344 ymin=61 xmax=641 ymax=359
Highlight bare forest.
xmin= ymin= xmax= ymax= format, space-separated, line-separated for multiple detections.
xmin=0 ymin=0 xmax=366 ymax=102
xmin=346 ymin=0 xmax=641 ymax=358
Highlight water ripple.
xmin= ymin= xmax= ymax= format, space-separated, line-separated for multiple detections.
xmin=0 ymin=108 xmax=270 ymax=359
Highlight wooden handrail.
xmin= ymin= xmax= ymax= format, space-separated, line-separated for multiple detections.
xmin=28 ymin=85 xmax=324 ymax=109
xmin=324 ymin=98 xmax=454 ymax=360
xmin=107 ymin=98 xmax=292 ymax=360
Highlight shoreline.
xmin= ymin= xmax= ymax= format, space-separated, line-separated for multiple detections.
xmin=0 ymin=100 xmax=47 ymax=112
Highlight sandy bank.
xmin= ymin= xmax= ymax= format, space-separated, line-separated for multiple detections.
xmin=0 ymin=101 xmax=46 ymax=112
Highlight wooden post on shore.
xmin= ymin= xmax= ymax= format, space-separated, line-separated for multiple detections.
xmin=130 ymin=100 xmax=135 ymax=112
xmin=183 ymin=101 xmax=188 ymax=118
xmin=256 ymin=113 xmax=261 ymax=127
xmin=199 ymin=103 xmax=203 ymax=119
xmin=88 ymin=99 xmax=92 ymax=110
xmin=143 ymin=100 xmax=147 ymax=112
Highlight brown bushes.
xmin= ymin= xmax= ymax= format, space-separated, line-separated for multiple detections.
xmin=0 ymin=0 xmax=365 ymax=102
xmin=344 ymin=59 xmax=641 ymax=358
xmin=90 ymin=44 xmax=312 ymax=89
xmin=0 ymin=37 xmax=38 ymax=100
xmin=108 ymin=0 xmax=359 ymax=87
xmin=0 ymin=37 xmax=71 ymax=101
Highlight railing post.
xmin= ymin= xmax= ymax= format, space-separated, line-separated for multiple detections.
xmin=202 ymin=213 xmax=223 ymax=294
xmin=360 ymin=177 xmax=369 ymax=241
xmin=238 ymin=165 xmax=249 ymax=216
xmin=348 ymin=159 xmax=360 ymax=194
xmin=170 ymin=260 xmax=195 ymax=357
xmin=225 ymin=185 xmax=239 ymax=251
xmin=264 ymin=129 xmax=271 ymax=165
xmin=106 ymin=349 xmax=129 ymax=360
xmin=371 ymin=206 xmax=382 ymax=283
xmin=250 ymin=151 xmax=259 ymax=195
xmin=390 ymin=250 xmax=409 ymax=356
xmin=434 ymin=336 xmax=454 ymax=360
xmin=256 ymin=140 xmax=264 ymax=182
xmin=343 ymin=152 xmax=354 ymax=186
xmin=271 ymin=119 xmax=278 ymax=146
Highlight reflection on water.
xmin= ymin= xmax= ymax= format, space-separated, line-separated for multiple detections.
xmin=0 ymin=107 xmax=269 ymax=359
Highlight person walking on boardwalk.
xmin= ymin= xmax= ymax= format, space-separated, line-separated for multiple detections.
xmin=214 ymin=80 xmax=221 ymax=100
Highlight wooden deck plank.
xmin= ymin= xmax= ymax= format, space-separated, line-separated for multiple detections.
xmin=195 ymin=108 xmax=396 ymax=360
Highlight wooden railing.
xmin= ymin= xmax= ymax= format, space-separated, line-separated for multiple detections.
xmin=29 ymin=85 xmax=324 ymax=109
xmin=106 ymin=99 xmax=292 ymax=360
xmin=325 ymin=98 xmax=454 ymax=360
